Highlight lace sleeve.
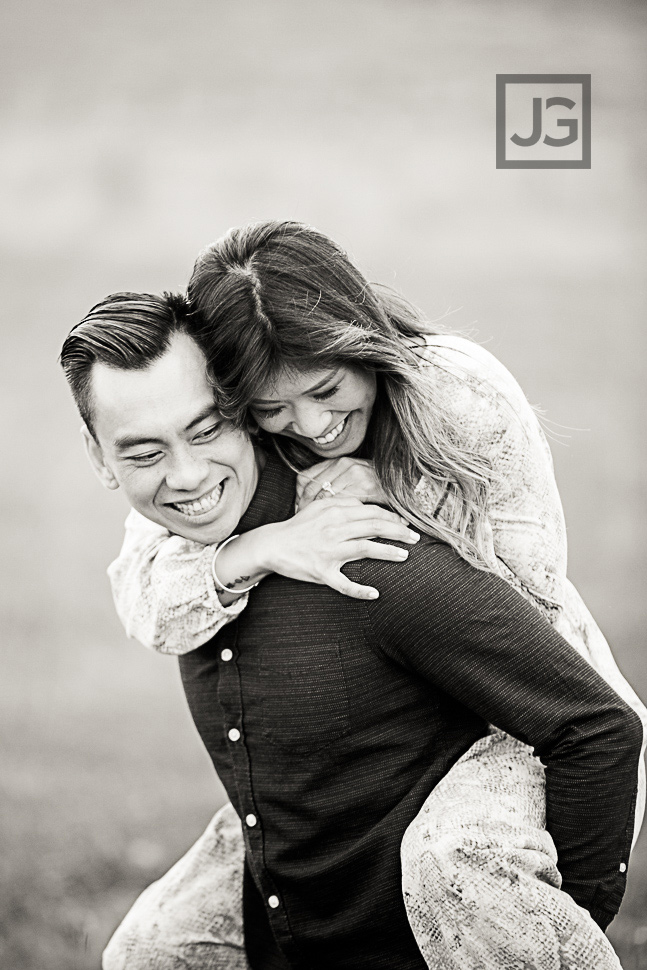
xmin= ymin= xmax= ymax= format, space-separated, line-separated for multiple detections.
xmin=107 ymin=509 xmax=249 ymax=655
xmin=414 ymin=336 xmax=568 ymax=617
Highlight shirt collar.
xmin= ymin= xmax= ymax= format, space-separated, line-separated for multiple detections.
xmin=236 ymin=449 xmax=297 ymax=535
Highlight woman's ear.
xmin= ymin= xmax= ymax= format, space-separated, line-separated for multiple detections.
xmin=81 ymin=425 xmax=119 ymax=490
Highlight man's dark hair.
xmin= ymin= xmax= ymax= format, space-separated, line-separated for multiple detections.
xmin=60 ymin=291 xmax=193 ymax=438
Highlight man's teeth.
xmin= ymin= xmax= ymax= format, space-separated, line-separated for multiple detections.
xmin=172 ymin=482 xmax=224 ymax=517
xmin=313 ymin=416 xmax=348 ymax=445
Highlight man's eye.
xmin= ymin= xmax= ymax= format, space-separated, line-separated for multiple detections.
xmin=313 ymin=385 xmax=339 ymax=402
xmin=194 ymin=424 xmax=222 ymax=441
xmin=129 ymin=452 xmax=162 ymax=465
xmin=255 ymin=406 xmax=284 ymax=420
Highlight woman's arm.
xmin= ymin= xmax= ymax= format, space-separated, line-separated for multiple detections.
xmin=108 ymin=502 xmax=419 ymax=655
xmin=107 ymin=509 xmax=250 ymax=655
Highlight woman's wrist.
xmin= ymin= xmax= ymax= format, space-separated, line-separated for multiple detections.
xmin=212 ymin=526 xmax=275 ymax=605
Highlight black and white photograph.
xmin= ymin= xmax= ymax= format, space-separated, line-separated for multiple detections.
xmin=2 ymin=2 xmax=646 ymax=968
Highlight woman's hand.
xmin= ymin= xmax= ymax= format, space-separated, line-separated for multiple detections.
xmin=296 ymin=458 xmax=388 ymax=510
xmin=216 ymin=495 xmax=419 ymax=602
xmin=266 ymin=495 xmax=419 ymax=599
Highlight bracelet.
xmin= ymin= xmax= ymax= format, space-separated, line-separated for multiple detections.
xmin=211 ymin=535 xmax=260 ymax=595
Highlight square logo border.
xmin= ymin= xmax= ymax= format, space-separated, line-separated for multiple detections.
xmin=496 ymin=74 xmax=591 ymax=169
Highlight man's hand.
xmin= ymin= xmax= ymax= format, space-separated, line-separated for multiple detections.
xmin=296 ymin=458 xmax=388 ymax=510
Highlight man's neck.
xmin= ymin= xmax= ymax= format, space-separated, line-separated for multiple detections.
xmin=235 ymin=449 xmax=296 ymax=536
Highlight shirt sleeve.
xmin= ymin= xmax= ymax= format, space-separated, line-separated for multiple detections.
xmin=361 ymin=541 xmax=642 ymax=929
xmin=107 ymin=509 xmax=249 ymax=655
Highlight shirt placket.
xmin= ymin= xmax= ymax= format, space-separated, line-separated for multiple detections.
xmin=217 ymin=622 xmax=296 ymax=959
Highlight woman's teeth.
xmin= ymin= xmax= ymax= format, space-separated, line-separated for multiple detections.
xmin=313 ymin=416 xmax=348 ymax=445
xmin=171 ymin=482 xmax=224 ymax=517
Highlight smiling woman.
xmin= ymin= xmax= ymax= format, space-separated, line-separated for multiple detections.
xmin=250 ymin=365 xmax=377 ymax=457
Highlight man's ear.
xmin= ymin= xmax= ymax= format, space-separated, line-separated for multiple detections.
xmin=81 ymin=425 xmax=119 ymax=490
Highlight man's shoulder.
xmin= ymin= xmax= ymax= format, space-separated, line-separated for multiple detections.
xmin=345 ymin=534 xmax=474 ymax=600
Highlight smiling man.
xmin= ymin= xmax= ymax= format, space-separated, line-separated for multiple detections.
xmin=61 ymin=291 xmax=640 ymax=970
xmin=75 ymin=298 xmax=260 ymax=546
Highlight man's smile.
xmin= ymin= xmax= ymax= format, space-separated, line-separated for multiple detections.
xmin=168 ymin=480 xmax=225 ymax=517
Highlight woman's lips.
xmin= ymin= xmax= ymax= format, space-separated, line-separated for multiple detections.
xmin=311 ymin=414 xmax=349 ymax=446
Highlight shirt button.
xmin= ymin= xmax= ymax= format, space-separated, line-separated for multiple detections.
xmin=245 ymin=814 xmax=257 ymax=827
xmin=268 ymin=895 xmax=280 ymax=909
xmin=619 ymin=862 xmax=627 ymax=873
xmin=221 ymin=648 xmax=233 ymax=662
xmin=228 ymin=728 xmax=241 ymax=742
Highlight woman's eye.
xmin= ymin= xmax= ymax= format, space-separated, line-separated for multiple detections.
xmin=255 ymin=406 xmax=284 ymax=420
xmin=314 ymin=385 xmax=339 ymax=402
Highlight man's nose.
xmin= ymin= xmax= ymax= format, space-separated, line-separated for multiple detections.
xmin=291 ymin=404 xmax=332 ymax=439
xmin=165 ymin=449 xmax=210 ymax=493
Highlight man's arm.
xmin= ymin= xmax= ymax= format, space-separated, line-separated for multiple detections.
xmin=361 ymin=541 xmax=643 ymax=930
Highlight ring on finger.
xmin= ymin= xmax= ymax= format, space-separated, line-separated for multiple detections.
xmin=321 ymin=481 xmax=336 ymax=496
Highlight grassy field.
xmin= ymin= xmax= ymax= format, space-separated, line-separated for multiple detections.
xmin=1 ymin=1 xmax=645 ymax=967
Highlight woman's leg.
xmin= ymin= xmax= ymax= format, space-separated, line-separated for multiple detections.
xmin=401 ymin=730 xmax=622 ymax=970
xmin=102 ymin=802 xmax=249 ymax=970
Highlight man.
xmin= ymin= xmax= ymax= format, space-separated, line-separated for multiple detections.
xmin=60 ymin=292 xmax=640 ymax=969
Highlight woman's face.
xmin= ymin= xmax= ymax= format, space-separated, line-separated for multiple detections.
xmin=250 ymin=364 xmax=377 ymax=459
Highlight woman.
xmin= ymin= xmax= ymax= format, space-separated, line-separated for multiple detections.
xmin=107 ymin=221 xmax=645 ymax=969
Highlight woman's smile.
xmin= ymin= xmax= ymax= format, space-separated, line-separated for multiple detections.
xmin=312 ymin=415 xmax=349 ymax=445
xmin=252 ymin=366 xmax=377 ymax=458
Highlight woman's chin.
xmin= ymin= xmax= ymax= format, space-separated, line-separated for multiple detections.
xmin=286 ymin=414 xmax=367 ymax=460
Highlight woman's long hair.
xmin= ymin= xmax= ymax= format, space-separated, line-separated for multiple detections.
xmin=187 ymin=220 xmax=494 ymax=568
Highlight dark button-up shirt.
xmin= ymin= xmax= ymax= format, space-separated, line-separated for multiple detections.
xmin=180 ymin=453 xmax=641 ymax=970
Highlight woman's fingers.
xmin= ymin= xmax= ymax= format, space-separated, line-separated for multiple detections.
xmin=297 ymin=459 xmax=385 ymax=508
xmin=299 ymin=476 xmax=335 ymax=506
xmin=340 ymin=518 xmax=419 ymax=544
xmin=346 ymin=539 xmax=411 ymax=562
xmin=296 ymin=460 xmax=337 ymax=495
xmin=324 ymin=570 xmax=381 ymax=601
xmin=332 ymin=501 xmax=416 ymax=537
xmin=323 ymin=541 xmax=412 ymax=601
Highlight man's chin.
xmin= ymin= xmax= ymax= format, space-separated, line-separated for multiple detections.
xmin=155 ymin=509 xmax=236 ymax=546
xmin=174 ymin=520 xmax=234 ymax=545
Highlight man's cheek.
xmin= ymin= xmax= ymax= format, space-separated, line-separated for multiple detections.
xmin=119 ymin=467 xmax=157 ymax=505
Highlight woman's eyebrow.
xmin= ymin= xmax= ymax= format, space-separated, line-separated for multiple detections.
xmin=252 ymin=370 xmax=339 ymax=405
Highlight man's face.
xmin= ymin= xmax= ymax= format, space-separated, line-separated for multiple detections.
xmin=84 ymin=332 xmax=259 ymax=544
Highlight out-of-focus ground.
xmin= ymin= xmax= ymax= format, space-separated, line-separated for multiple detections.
xmin=0 ymin=1 xmax=645 ymax=967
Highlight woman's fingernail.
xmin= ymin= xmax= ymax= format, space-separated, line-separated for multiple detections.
xmin=407 ymin=531 xmax=421 ymax=542
xmin=367 ymin=589 xmax=379 ymax=599
xmin=397 ymin=549 xmax=409 ymax=560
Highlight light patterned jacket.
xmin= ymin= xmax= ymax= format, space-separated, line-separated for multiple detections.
xmin=107 ymin=334 xmax=647 ymax=843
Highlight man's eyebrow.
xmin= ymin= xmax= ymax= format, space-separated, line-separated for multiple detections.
xmin=252 ymin=369 xmax=338 ymax=405
xmin=114 ymin=433 xmax=163 ymax=451
xmin=114 ymin=406 xmax=221 ymax=451
xmin=184 ymin=405 xmax=222 ymax=433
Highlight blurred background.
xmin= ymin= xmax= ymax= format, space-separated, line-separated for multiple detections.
xmin=1 ymin=0 xmax=645 ymax=966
